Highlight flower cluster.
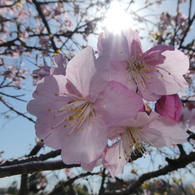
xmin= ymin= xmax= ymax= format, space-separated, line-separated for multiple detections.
xmin=153 ymin=11 xmax=188 ymax=45
xmin=2 ymin=64 xmax=28 ymax=89
xmin=27 ymin=28 xmax=189 ymax=177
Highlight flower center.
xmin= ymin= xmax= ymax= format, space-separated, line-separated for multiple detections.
xmin=121 ymin=127 xmax=147 ymax=161
xmin=125 ymin=127 xmax=144 ymax=148
xmin=48 ymin=93 xmax=95 ymax=136
xmin=66 ymin=98 xmax=95 ymax=123
xmin=130 ymin=59 xmax=145 ymax=72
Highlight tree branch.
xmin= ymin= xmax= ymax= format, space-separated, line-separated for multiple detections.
xmin=18 ymin=140 xmax=43 ymax=195
xmin=179 ymin=13 xmax=195 ymax=48
xmin=0 ymin=92 xmax=27 ymax=102
xmin=0 ymin=0 xmax=19 ymax=8
xmin=32 ymin=0 xmax=58 ymax=52
xmin=104 ymin=150 xmax=195 ymax=195
xmin=99 ymin=168 xmax=106 ymax=195
xmin=0 ymin=149 xmax=61 ymax=167
xmin=0 ymin=160 xmax=80 ymax=178
xmin=48 ymin=172 xmax=98 ymax=195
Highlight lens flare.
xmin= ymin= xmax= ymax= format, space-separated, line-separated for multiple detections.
xmin=103 ymin=1 xmax=133 ymax=33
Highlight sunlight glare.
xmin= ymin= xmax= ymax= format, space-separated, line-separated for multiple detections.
xmin=103 ymin=1 xmax=133 ymax=33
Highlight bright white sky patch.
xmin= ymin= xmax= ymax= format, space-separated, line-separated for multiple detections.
xmin=103 ymin=1 xmax=134 ymax=33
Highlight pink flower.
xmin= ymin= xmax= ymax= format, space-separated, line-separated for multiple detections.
xmin=103 ymin=112 xmax=188 ymax=177
xmin=39 ymin=37 xmax=49 ymax=48
xmin=98 ymin=28 xmax=189 ymax=101
xmin=32 ymin=66 xmax=52 ymax=79
xmin=155 ymin=94 xmax=183 ymax=122
xmin=27 ymin=47 xmax=144 ymax=170
xmin=33 ymin=53 xmax=66 ymax=79
xmin=64 ymin=169 xmax=74 ymax=178
xmin=53 ymin=8 xmax=61 ymax=16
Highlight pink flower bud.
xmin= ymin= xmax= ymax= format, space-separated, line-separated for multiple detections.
xmin=155 ymin=94 xmax=182 ymax=122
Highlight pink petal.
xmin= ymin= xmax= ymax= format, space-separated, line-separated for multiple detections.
xmin=110 ymin=61 xmax=137 ymax=92
xmin=129 ymin=39 xmax=143 ymax=58
xmin=95 ymin=81 xmax=144 ymax=126
xmin=98 ymin=28 xmax=142 ymax=62
xmin=122 ymin=28 xmax=142 ymax=57
xmin=149 ymin=49 xmax=189 ymax=94
xmin=27 ymin=75 xmax=71 ymax=118
xmin=32 ymin=53 xmax=66 ymax=79
xmin=107 ymin=126 xmax=125 ymax=139
xmin=143 ymin=71 xmax=172 ymax=96
xmin=135 ymin=73 xmax=163 ymax=101
xmin=143 ymin=45 xmax=174 ymax=66
xmin=88 ymin=55 xmax=110 ymax=102
xmin=66 ymin=46 xmax=96 ymax=97
xmin=117 ymin=112 xmax=157 ymax=127
xmin=52 ymin=53 xmax=66 ymax=75
xmin=65 ymin=79 xmax=82 ymax=97
xmin=32 ymin=75 xmax=68 ymax=99
xmin=97 ymin=31 xmax=129 ymax=62
xmin=139 ymin=47 xmax=189 ymax=96
xmin=139 ymin=68 xmax=187 ymax=98
xmin=157 ymin=49 xmax=189 ymax=74
xmin=61 ymin=117 xmax=107 ymax=165
xmin=142 ymin=115 xmax=188 ymax=147
xmin=53 ymin=53 xmax=66 ymax=68
xmin=27 ymin=97 xmax=71 ymax=122
xmin=150 ymin=69 xmax=188 ymax=95
xmin=35 ymin=118 xmax=69 ymax=149
xmin=140 ymin=127 xmax=166 ymax=148
xmin=66 ymin=47 xmax=110 ymax=100
xmin=32 ymin=66 xmax=51 ymax=79
xmin=103 ymin=141 xmax=127 ymax=178
xmin=81 ymin=158 xmax=102 ymax=172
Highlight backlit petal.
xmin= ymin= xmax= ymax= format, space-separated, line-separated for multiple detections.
xmin=95 ymin=81 xmax=144 ymax=126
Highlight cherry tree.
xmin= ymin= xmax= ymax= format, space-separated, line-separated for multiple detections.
xmin=0 ymin=0 xmax=195 ymax=194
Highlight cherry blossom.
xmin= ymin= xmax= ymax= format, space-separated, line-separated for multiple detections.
xmin=32 ymin=53 xmax=67 ymax=79
xmin=27 ymin=47 xmax=144 ymax=170
xmin=39 ymin=37 xmax=49 ymax=48
xmin=104 ymin=112 xmax=188 ymax=177
xmin=98 ymin=28 xmax=189 ymax=101
xmin=156 ymin=11 xmax=189 ymax=45
xmin=2 ymin=64 xmax=28 ymax=89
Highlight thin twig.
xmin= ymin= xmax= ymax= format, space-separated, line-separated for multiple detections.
xmin=0 ymin=97 xmax=35 ymax=123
